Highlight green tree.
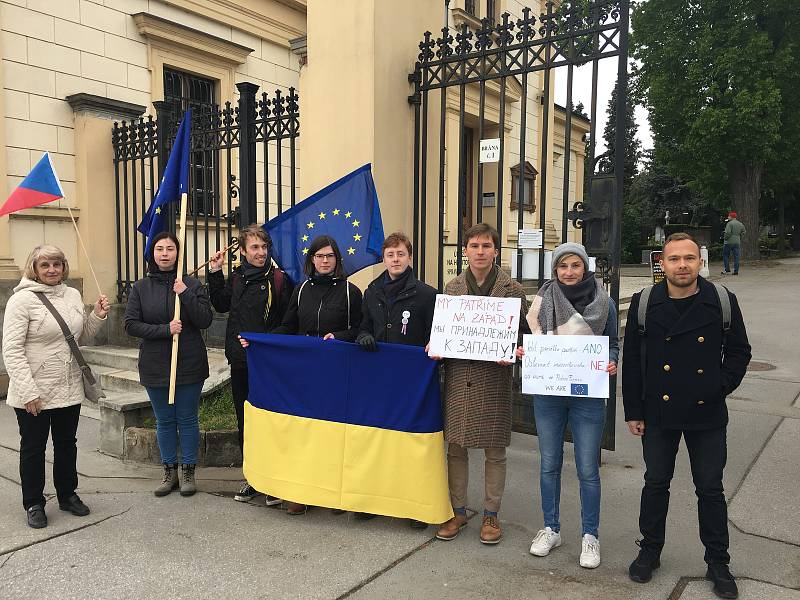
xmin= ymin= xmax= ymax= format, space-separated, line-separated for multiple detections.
xmin=597 ymin=80 xmax=641 ymax=190
xmin=632 ymin=0 xmax=797 ymax=259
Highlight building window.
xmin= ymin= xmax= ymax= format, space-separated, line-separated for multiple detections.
xmin=163 ymin=67 xmax=217 ymax=216
xmin=486 ymin=0 xmax=498 ymax=25
xmin=510 ymin=161 xmax=538 ymax=212
xmin=465 ymin=0 xmax=477 ymax=17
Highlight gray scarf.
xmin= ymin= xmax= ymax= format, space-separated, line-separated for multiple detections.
xmin=532 ymin=276 xmax=609 ymax=336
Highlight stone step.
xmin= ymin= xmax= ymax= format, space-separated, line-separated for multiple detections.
xmin=81 ymin=345 xmax=139 ymax=371
xmin=100 ymin=369 xmax=143 ymax=393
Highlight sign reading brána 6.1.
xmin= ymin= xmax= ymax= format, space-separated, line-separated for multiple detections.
xmin=428 ymin=294 xmax=521 ymax=363
xmin=521 ymin=334 xmax=609 ymax=398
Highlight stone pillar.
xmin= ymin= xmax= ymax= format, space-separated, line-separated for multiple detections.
xmin=299 ymin=0 xmax=441 ymax=288
xmin=65 ymin=94 xmax=146 ymax=303
xmin=0 ymin=46 xmax=20 ymax=280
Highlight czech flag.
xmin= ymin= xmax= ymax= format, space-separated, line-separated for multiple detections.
xmin=0 ymin=152 xmax=64 ymax=217
xmin=242 ymin=334 xmax=454 ymax=524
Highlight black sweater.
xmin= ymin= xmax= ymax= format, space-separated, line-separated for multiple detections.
xmin=207 ymin=265 xmax=292 ymax=367
xmin=273 ymin=276 xmax=362 ymax=341
xmin=124 ymin=271 xmax=213 ymax=387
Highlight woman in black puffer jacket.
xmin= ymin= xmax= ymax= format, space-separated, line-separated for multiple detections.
xmin=124 ymin=231 xmax=213 ymax=498
xmin=244 ymin=235 xmax=361 ymax=516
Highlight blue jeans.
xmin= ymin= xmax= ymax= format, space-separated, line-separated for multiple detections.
xmin=534 ymin=395 xmax=606 ymax=537
xmin=145 ymin=382 xmax=203 ymax=464
xmin=722 ymin=244 xmax=740 ymax=273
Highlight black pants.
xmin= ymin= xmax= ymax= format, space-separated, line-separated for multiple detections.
xmin=639 ymin=424 xmax=729 ymax=564
xmin=15 ymin=404 xmax=82 ymax=510
xmin=230 ymin=365 xmax=248 ymax=454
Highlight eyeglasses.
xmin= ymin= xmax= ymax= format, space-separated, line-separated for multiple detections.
xmin=313 ymin=253 xmax=336 ymax=261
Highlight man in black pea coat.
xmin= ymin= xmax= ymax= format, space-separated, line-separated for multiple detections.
xmin=207 ymin=225 xmax=291 ymax=503
xmin=622 ymin=233 xmax=751 ymax=600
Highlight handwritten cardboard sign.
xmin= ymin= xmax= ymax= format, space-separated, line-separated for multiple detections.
xmin=428 ymin=294 xmax=521 ymax=362
xmin=521 ymin=334 xmax=609 ymax=398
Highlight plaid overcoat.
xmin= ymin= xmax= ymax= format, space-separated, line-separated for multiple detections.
xmin=442 ymin=268 xmax=529 ymax=448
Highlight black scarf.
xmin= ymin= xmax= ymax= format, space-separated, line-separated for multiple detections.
xmin=383 ymin=267 xmax=411 ymax=305
xmin=465 ymin=264 xmax=498 ymax=297
xmin=241 ymin=256 xmax=271 ymax=283
xmin=556 ymin=272 xmax=597 ymax=315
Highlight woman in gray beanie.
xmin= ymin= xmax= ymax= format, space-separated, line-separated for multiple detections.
xmin=519 ymin=242 xmax=618 ymax=569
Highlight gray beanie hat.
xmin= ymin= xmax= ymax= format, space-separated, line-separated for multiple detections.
xmin=552 ymin=242 xmax=590 ymax=274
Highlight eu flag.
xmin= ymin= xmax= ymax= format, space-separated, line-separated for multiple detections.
xmin=264 ymin=164 xmax=384 ymax=283
xmin=571 ymin=383 xmax=589 ymax=396
xmin=137 ymin=108 xmax=192 ymax=257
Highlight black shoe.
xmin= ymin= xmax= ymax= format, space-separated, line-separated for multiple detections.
xmin=629 ymin=544 xmax=661 ymax=583
xmin=354 ymin=512 xmax=376 ymax=521
xmin=409 ymin=519 xmax=428 ymax=529
xmin=26 ymin=505 xmax=47 ymax=529
xmin=59 ymin=494 xmax=90 ymax=517
xmin=732 ymin=272 xmax=739 ymax=276
xmin=706 ymin=563 xmax=738 ymax=599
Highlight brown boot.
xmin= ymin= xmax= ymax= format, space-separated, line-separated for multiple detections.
xmin=480 ymin=515 xmax=502 ymax=544
xmin=285 ymin=502 xmax=307 ymax=515
xmin=436 ymin=514 xmax=468 ymax=540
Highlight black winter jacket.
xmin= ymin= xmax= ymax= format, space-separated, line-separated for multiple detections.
xmin=273 ymin=276 xmax=363 ymax=341
xmin=359 ymin=270 xmax=437 ymax=348
xmin=622 ymin=277 xmax=751 ymax=430
xmin=207 ymin=264 xmax=292 ymax=367
xmin=124 ymin=271 xmax=213 ymax=387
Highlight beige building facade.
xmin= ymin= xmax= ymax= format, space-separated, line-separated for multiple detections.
xmin=1 ymin=0 xmax=586 ymax=301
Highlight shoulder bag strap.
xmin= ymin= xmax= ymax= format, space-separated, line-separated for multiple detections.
xmin=33 ymin=292 xmax=96 ymax=384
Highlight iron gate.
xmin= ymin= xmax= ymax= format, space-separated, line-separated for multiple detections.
xmin=408 ymin=0 xmax=630 ymax=449
xmin=112 ymin=82 xmax=299 ymax=302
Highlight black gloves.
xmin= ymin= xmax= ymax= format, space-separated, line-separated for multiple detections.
xmin=356 ymin=332 xmax=377 ymax=352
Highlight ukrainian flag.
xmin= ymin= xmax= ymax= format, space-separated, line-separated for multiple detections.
xmin=242 ymin=333 xmax=454 ymax=524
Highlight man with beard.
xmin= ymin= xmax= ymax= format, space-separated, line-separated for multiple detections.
xmin=623 ymin=232 xmax=751 ymax=599
xmin=208 ymin=224 xmax=292 ymax=503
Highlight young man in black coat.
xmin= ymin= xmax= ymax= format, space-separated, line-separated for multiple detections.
xmin=355 ymin=231 xmax=437 ymax=528
xmin=207 ymin=224 xmax=292 ymax=502
xmin=622 ymin=232 xmax=751 ymax=599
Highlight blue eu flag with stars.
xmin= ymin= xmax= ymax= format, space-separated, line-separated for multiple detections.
xmin=137 ymin=108 xmax=191 ymax=258
xmin=571 ymin=383 xmax=589 ymax=396
xmin=264 ymin=164 xmax=384 ymax=283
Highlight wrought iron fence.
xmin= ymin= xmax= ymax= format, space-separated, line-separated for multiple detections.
xmin=112 ymin=82 xmax=300 ymax=302
xmin=408 ymin=0 xmax=629 ymax=448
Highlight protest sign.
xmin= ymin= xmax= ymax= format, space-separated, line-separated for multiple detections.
xmin=428 ymin=294 xmax=521 ymax=362
xmin=521 ymin=334 xmax=609 ymax=398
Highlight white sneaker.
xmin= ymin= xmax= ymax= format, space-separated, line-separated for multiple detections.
xmin=529 ymin=527 xmax=562 ymax=556
xmin=580 ymin=534 xmax=601 ymax=568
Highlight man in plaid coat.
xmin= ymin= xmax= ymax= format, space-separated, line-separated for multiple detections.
xmin=435 ymin=223 xmax=529 ymax=545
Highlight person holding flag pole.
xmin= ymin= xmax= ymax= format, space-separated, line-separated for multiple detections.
xmin=1 ymin=156 xmax=110 ymax=529
xmin=123 ymin=110 xmax=213 ymax=496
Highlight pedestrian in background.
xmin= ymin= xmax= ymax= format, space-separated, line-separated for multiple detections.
xmin=722 ymin=211 xmax=745 ymax=275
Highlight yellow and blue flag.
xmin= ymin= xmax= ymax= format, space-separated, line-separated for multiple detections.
xmin=263 ymin=164 xmax=384 ymax=283
xmin=242 ymin=333 xmax=453 ymax=524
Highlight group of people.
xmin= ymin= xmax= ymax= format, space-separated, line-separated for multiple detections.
xmin=2 ymin=223 xmax=749 ymax=600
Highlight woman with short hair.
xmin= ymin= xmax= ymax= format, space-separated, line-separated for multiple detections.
xmin=3 ymin=245 xmax=109 ymax=528
xmin=124 ymin=231 xmax=213 ymax=498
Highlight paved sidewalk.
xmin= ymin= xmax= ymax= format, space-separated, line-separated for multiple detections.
xmin=1 ymin=259 xmax=798 ymax=599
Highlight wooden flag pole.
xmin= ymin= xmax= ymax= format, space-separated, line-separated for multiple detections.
xmin=168 ymin=192 xmax=189 ymax=405
xmin=188 ymin=240 xmax=238 ymax=277
xmin=65 ymin=205 xmax=103 ymax=296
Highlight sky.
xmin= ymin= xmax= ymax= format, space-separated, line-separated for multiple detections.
xmin=554 ymin=57 xmax=653 ymax=158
